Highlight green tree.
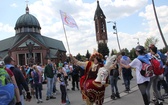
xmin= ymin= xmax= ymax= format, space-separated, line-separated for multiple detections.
xmin=110 ymin=49 xmax=118 ymax=55
xmin=86 ymin=50 xmax=91 ymax=60
xmin=160 ymin=47 xmax=167 ymax=54
xmin=98 ymin=43 xmax=109 ymax=58
xmin=130 ymin=48 xmax=136 ymax=60
xmin=76 ymin=53 xmax=82 ymax=60
xmin=144 ymin=36 xmax=159 ymax=49
xmin=122 ymin=48 xmax=129 ymax=56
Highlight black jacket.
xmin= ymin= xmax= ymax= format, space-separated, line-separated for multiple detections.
xmin=10 ymin=67 xmax=29 ymax=95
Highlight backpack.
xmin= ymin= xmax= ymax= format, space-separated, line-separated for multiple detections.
xmin=33 ymin=71 xmax=39 ymax=84
xmin=140 ymin=61 xmax=154 ymax=77
xmin=0 ymin=68 xmax=15 ymax=105
xmin=150 ymin=56 xmax=164 ymax=75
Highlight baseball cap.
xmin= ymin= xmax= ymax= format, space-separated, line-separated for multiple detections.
xmin=135 ymin=45 xmax=146 ymax=53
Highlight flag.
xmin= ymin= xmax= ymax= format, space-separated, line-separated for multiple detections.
xmin=60 ymin=10 xmax=78 ymax=28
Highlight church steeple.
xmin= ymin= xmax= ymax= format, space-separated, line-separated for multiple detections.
xmin=94 ymin=0 xmax=106 ymax=20
xmin=94 ymin=0 xmax=108 ymax=44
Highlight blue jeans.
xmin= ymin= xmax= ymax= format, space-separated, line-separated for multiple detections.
xmin=122 ymin=68 xmax=131 ymax=90
xmin=34 ymin=83 xmax=42 ymax=99
xmin=46 ymin=77 xmax=54 ymax=97
xmin=53 ymin=74 xmax=57 ymax=93
xmin=110 ymin=76 xmax=118 ymax=93
xmin=60 ymin=85 xmax=67 ymax=103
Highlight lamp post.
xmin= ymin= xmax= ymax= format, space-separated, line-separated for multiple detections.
xmin=152 ymin=0 xmax=168 ymax=50
xmin=133 ymin=38 xmax=140 ymax=45
xmin=107 ymin=21 xmax=121 ymax=52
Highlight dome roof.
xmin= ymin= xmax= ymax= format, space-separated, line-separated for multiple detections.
xmin=14 ymin=7 xmax=41 ymax=29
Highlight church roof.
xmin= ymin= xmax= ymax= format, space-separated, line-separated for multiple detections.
xmin=14 ymin=6 xmax=41 ymax=29
xmin=0 ymin=35 xmax=66 ymax=58
xmin=42 ymin=36 xmax=66 ymax=52
xmin=0 ymin=37 xmax=14 ymax=52
xmin=94 ymin=0 xmax=106 ymax=20
xmin=46 ymin=49 xmax=58 ymax=59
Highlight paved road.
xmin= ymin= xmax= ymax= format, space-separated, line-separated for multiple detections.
xmin=25 ymin=70 xmax=168 ymax=105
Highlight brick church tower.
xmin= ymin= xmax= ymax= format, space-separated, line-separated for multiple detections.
xmin=94 ymin=0 xmax=108 ymax=44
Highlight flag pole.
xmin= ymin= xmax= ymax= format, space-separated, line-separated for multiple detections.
xmin=62 ymin=22 xmax=71 ymax=54
xmin=60 ymin=10 xmax=78 ymax=55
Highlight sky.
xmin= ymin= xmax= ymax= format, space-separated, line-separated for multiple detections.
xmin=0 ymin=0 xmax=168 ymax=56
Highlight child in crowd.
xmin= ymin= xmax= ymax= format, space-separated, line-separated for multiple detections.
xmin=31 ymin=65 xmax=43 ymax=103
xmin=110 ymin=62 xmax=120 ymax=100
xmin=57 ymin=67 xmax=67 ymax=105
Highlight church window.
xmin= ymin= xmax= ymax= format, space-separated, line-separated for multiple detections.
xmin=24 ymin=27 xmax=29 ymax=32
xmin=21 ymin=27 xmax=24 ymax=32
xmin=32 ymin=27 xmax=35 ymax=32
xmin=101 ymin=22 xmax=105 ymax=32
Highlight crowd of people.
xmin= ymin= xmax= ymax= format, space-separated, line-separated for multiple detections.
xmin=0 ymin=55 xmax=86 ymax=105
xmin=0 ymin=44 xmax=168 ymax=105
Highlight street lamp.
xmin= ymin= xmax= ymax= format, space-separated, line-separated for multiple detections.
xmin=133 ymin=38 xmax=140 ymax=45
xmin=107 ymin=21 xmax=121 ymax=52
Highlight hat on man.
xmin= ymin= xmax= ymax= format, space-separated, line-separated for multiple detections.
xmin=4 ymin=56 xmax=15 ymax=64
xmin=135 ymin=45 xmax=146 ymax=54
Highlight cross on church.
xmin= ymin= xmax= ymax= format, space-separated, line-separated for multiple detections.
xmin=25 ymin=0 xmax=29 ymax=5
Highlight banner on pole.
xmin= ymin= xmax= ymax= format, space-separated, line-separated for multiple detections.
xmin=60 ymin=10 xmax=78 ymax=28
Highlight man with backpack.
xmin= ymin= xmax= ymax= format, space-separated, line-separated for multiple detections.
xmin=120 ymin=45 xmax=151 ymax=105
xmin=4 ymin=56 xmax=32 ymax=105
xmin=0 ymin=61 xmax=22 ymax=105
xmin=147 ymin=44 xmax=164 ymax=105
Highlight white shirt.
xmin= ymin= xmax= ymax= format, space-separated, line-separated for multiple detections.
xmin=129 ymin=58 xmax=150 ymax=84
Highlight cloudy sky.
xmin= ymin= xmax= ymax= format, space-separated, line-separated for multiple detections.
xmin=0 ymin=0 xmax=168 ymax=55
